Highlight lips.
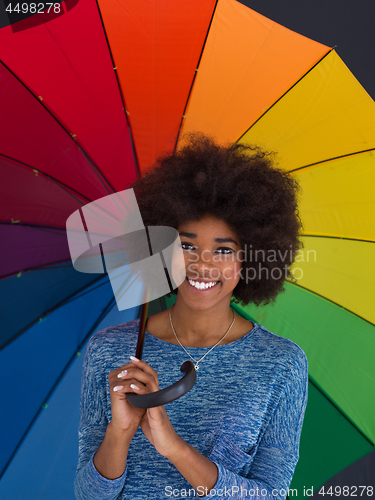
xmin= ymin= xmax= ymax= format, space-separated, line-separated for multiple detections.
xmin=186 ymin=277 xmax=220 ymax=291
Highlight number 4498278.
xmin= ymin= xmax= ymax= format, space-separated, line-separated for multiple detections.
xmin=318 ymin=486 xmax=373 ymax=497
xmin=5 ymin=3 xmax=61 ymax=14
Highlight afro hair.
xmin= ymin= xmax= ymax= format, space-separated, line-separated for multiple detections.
xmin=130 ymin=132 xmax=303 ymax=306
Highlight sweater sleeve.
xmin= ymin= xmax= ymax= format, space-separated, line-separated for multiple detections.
xmin=74 ymin=339 xmax=127 ymax=500
xmin=204 ymin=350 xmax=308 ymax=500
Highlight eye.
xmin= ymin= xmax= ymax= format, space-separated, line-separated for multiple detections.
xmin=181 ymin=242 xmax=196 ymax=251
xmin=215 ymin=247 xmax=235 ymax=254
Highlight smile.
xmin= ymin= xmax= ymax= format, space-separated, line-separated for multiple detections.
xmin=186 ymin=277 xmax=220 ymax=290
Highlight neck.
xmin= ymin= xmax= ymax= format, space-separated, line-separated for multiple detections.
xmin=170 ymin=296 xmax=234 ymax=347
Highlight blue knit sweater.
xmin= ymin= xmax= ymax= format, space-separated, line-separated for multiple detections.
xmin=74 ymin=319 xmax=308 ymax=500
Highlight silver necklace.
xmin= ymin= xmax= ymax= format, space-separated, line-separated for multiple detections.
xmin=169 ymin=306 xmax=235 ymax=371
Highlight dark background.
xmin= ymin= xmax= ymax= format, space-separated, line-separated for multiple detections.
xmin=239 ymin=0 xmax=375 ymax=100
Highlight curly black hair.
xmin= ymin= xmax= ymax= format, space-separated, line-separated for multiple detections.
xmin=130 ymin=132 xmax=302 ymax=306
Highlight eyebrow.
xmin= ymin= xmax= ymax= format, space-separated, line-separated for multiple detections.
xmin=179 ymin=232 xmax=238 ymax=246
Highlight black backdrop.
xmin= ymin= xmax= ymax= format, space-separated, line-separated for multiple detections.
xmin=238 ymin=0 xmax=375 ymax=100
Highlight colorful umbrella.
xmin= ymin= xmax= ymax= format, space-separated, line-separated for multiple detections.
xmin=0 ymin=0 xmax=374 ymax=498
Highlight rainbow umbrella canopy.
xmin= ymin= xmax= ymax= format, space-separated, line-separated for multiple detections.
xmin=0 ymin=0 xmax=374 ymax=498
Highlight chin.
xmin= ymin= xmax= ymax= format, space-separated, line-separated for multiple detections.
xmin=176 ymin=288 xmax=233 ymax=312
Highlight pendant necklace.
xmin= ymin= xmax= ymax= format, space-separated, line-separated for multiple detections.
xmin=169 ymin=306 xmax=235 ymax=371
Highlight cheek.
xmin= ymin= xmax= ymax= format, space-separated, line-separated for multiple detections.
xmin=171 ymin=246 xmax=188 ymax=286
xmin=184 ymin=253 xmax=196 ymax=273
xmin=221 ymin=260 xmax=242 ymax=283
xmin=234 ymin=261 xmax=241 ymax=276
xmin=233 ymin=262 xmax=242 ymax=284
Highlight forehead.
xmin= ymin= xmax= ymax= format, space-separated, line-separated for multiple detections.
xmin=178 ymin=216 xmax=238 ymax=240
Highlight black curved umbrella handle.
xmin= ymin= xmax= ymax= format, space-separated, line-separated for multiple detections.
xmin=126 ymin=360 xmax=196 ymax=408
xmin=126 ymin=297 xmax=196 ymax=408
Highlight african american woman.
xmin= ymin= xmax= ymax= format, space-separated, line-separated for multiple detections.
xmin=74 ymin=133 xmax=308 ymax=500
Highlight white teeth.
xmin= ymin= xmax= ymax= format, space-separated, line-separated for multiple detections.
xmin=188 ymin=279 xmax=218 ymax=290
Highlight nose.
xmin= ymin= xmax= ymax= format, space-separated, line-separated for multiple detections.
xmin=187 ymin=249 xmax=218 ymax=279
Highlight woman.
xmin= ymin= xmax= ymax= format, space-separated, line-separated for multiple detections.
xmin=74 ymin=133 xmax=308 ymax=500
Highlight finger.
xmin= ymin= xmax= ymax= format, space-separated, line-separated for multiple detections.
xmin=111 ymin=379 xmax=143 ymax=393
xmin=109 ymin=364 xmax=132 ymax=380
xmin=109 ymin=362 xmax=138 ymax=382
xmin=111 ymin=378 xmax=133 ymax=392
xmin=129 ymin=383 xmax=142 ymax=392
xmin=129 ymin=357 xmax=159 ymax=380
xmin=126 ymin=380 xmax=154 ymax=395
xmin=112 ymin=384 xmax=127 ymax=393
xmin=114 ymin=362 xmax=134 ymax=373
xmin=117 ymin=368 xmax=159 ymax=392
xmin=116 ymin=368 xmax=140 ymax=381
xmin=112 ymin=376 xmax=153 ymax=393
xmin=116 ymin=369 xmax=129 ymax=379
xmin=112 ymin=358 xmax=157 ymax=377
xmin=110 ymin=360 xmax=159 ymax=392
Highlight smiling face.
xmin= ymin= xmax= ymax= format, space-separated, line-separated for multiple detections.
xmin=175 ymin=215 xmax=242 ymax=311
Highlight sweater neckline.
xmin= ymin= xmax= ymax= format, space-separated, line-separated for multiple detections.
xmin=143 ymin=319 xmax=259 ymax=350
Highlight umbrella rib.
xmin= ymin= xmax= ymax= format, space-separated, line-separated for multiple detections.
xmin=8 ymin=271 xmax=114 ymax=314
xmin=302 ymin=234 xmax=375 ymax=244
xmin=173 ymin=0 xmax=220 ymax=152
xmin=308 ymin=374 xmax=374 ymax=447
xmin=0 ymin=258 xmax=73 ymax=281
xmin=3 ymin=154 xmax=133 ymax=233
xmin=0 ymin=274 xmax=107 ymax=353
xmin=0 ymin=59 xmax=116 ymax=196
xmin=1 ymin=153 xmax=93 ymax=205
xmin=289 ymin=147 xmax=375 ymax=173
xmin=288 ymin=281 xmax=375 ymax=328
xmin=0 ymin=294 xmax=118 ymax=481
xmin=236 ymin=48 xmax=333 ymax=142
xmin=92 ymin=0 xmax=141 ymax=180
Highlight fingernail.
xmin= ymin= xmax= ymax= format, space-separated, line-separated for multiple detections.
xmin=130 ymin=356 xmax=140 ymax=363
xmin=117 ymin=370 xmax=127 ymax=378
xmin=113 ymin=386 xmax=123 ymax=392
xmin=130 ymin=384 xmax=140 ymax=391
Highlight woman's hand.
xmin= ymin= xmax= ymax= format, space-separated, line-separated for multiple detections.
xmin=116 ymin=357 xmax=183 ymax=458
xmin=93 ymin=361 xmax=148 ymax=479
xmin=108 ymin=360 xmax=147 ymax=435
